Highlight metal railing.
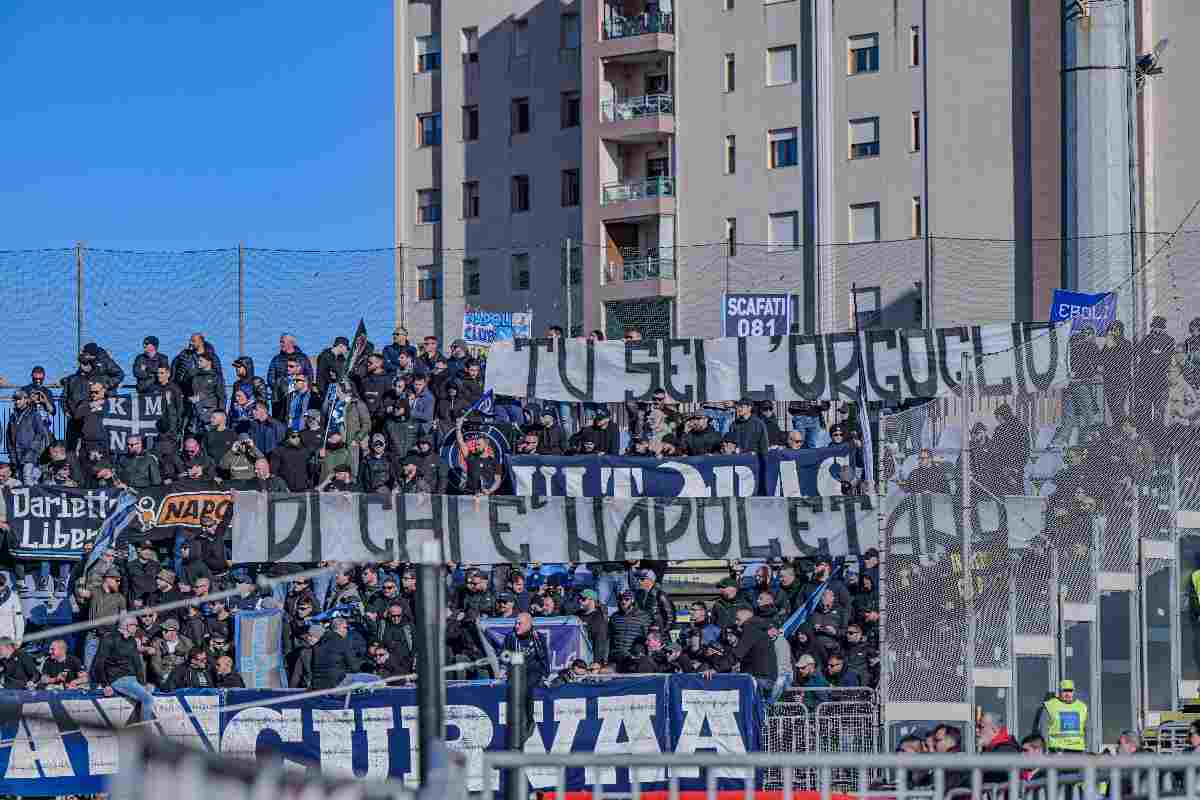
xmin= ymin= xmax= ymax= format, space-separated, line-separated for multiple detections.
xmin=762 ymin=687 xmax=881 ymax=792
xmin=602 ymin=11 xmax=674 ymax=39
xmin=480 ymin=751 xmax=1200 ymax=800
xmin=604 ymin=253 xmax=676 ymax=283
xmin=600 ymin=175 xmax=675 ymax=205
xmin=600 ymin=93 xmax=675 ymax=122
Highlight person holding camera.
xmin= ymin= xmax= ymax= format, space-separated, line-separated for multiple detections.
xmin=219 ymin=433 xmax=263 ymax=481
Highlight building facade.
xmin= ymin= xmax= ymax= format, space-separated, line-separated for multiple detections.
xmin=401 ymin=1 xmax=1195 ymax=341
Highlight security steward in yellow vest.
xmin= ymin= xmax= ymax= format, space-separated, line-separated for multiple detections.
xmin=1037 ymin=679 xmax=1088 ymax=752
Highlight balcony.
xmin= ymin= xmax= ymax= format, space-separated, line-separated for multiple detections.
xmin=604 ymin=251 xmax=676 ymax=284
xmin=603 ymin=11 xmax=673 ymax=40
xmin=597 ymin=10 xmax=674 ymax=60
xmin=599 ymin=176 xmax=675 ymax=220
xmin=601 ymin=94 xmax=673 ymax=122
xmin=602 ymin=175 xmax=674 ymax=204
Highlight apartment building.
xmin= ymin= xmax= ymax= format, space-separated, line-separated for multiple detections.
xmin=395 ymin=0 xmax=584 ymax=343
xmin=396 ymin=1 xmax=1064 ymax=340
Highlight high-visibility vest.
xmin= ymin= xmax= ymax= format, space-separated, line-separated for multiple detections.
xmin=1043 ymin=697 xmax=1088 ymax=751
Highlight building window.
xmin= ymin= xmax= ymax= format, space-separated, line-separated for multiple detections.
xmin=511 ymin=253 xmax=531 ymax=291
xmin=766 ymin=45 xmax=797 ymax=86
xmin=462 ymin=181 xmax=480 ymax=219
xmin=911 ymin=111 xmax=921 ymax=152
xmin=561 ymin=91 xmax=581 ymax=128
xmin=849 ymin=117 xmax=880 ymax=158
xmin=561 ymin=14 xmax=580 ymax=49
xmin=511 ymin=175 xmax=531 ymax=212
xmin=462 ymin=106 xmax=480 ymax=142
xmin=561 ymin=169 xmax=581 ymax=207
xmin=769 ymin=127 xmax=799 ymax=168
xmin=418 ymin=113 xmax=441 ymax=147
xmin=511 ymin=98 xmax=531 ymax=134
xmin=417 ymin=189 xmax=441 ymax=224
xmin=724 ymin=53 xmax=736 ymax=92
xmin=462 ymin=27 xmax=479 ymax=63
xmin=513 ymin=19 xmax=529 ymax=58
xmin=418 ymin=266 xmax=440 ymax=300
xmin=463 ymin=259 xmax=480 ymax=297
xmin=910 ymin=26 xmax=921 ymax=67
xmin=912 ymin=196 xmax=922 ymax=237
xmin=725 ymin=135 xmax=737 ymax=174
xmin=850 ymin=202 xmax=881 ymax=243
xmin=769 ymin=211 xmax=799 ymax=251
xmin=848 ymin=34 xmax=879 ymax=75
xmin=415 ymin=34 xmax=441 ymax=73
xmin=725 ymin=218 xmax=737 ymax=256
xmin=562 ymin=241 xmax=582 ymax=286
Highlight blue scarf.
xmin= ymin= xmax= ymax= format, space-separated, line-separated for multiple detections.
xmin=287 ymin=390 xmax=310 ymax=431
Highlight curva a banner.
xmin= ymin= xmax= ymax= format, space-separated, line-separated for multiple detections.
xmin=483 ymin=322 xmax=1070 ymax=402
xmin=0 ymin=676 xmax=760 ymax=796
xmin=2 ymin=484 xmax=231 ymax=560
xmin=231 ymin=491 xmax=877 ymax=564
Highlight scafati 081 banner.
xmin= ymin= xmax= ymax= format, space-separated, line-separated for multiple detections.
xmin=483 ymin=322 xmax=1069 ymax=402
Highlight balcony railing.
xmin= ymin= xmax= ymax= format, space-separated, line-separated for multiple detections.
xmin=602 ymin=11 xmax=674 ymax=40
xmin=601 ymin=175 xmax=675 ymax=205
xmin=604 ymin=253 xmax=676 ymax=283
xmin=600 ymin=94 xmax=675 ymax=122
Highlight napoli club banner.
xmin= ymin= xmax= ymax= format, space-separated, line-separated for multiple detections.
xmin=483 ymin=322 xmax=1070 ymax=402
xmin=723 ymin=293 xmax=792 ymax=338
xmin=3 ymin=485 xmax=231 ymax=560
xmin=0 ymin=676 xmax=760 ymax=795
xmin=232 ymin=491 xmax=877 ymax=564
xmin=511 ymin=454 xmax=760 ymax=497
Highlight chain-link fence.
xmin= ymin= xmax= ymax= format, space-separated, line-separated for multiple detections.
xmin=876 ymin=226 xmax=1200 ymax=748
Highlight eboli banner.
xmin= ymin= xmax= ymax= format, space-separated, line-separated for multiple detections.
xmin=231 ymin=491 xmax=877 ymax=564
xmin=1049 ymin=289 xmax=1118 ymax=335
xmin=510 ymin=448 xmax=856 ymax=498
xmin=483 ymin=322 xmax=1069 ymax=403
xmin=722 ymin=293 xmax=792 ymax=338
xmin=0 ymin=676 xmax=761 ymax=796
xmin=2 ymin=484 xmax=231 ymax=560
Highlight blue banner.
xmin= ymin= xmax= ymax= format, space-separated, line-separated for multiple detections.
xmin=234 ymin=608 xmax=287 ymax=688
xmin=0 ymin=676 xmax=760 ymax=795
xmin=1050 ymin=289 xmax=1118 ymax=334
xmin=510 ymin=454 xmax=761 ymax=497
xmin=476 ymin=615 xmax=592 ymax=672
xmin=763 ymin=445 xmax=855 ymax=496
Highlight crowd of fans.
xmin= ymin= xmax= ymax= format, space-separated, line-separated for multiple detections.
xmin=0 ymin=325 xmax=882 ymax=714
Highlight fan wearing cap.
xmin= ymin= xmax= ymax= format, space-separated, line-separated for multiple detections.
xmin=607 ymin=591 xmax=650 ymax=671
xmin=711 ymin=576 xmax=743 ymax=629
xmin=0 ymin=637 xmax=40 ymax=690
xmin=125 ymin=541 xmax=162 ymax=604
xmin=316 ymin=336 xmax=353 ymax=400
xmin=383 ymin=327 xmax=418 ymax=373
xmin=269 ymin=426 xmax=312 ymax=491
xmin=682 ymin=412 xmax=722 ymax=456
xmin=410 ymin=436 xmax=447 ymax=493
xmin=633 ymin=569 xmax=675 ymax=632
xmin=1037 ymin=679 xmax=1088 ymax=752
xmin=576 ymin=407 xmax=621 ymax=455
xmin=727 ymin=398 xmax=770 ymax=456
xmin=359 ymin=434 xmax=398 ymax=493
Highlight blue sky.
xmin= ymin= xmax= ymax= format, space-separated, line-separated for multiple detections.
xmin=0 ymin=4 xmax=396 ymax=382
xmin=1 ymin=3 xmax=394 ymax=251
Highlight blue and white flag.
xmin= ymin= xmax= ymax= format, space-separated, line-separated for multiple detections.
xmin=781 ymin=563 xmax=844 ymax=637
xmin=83 ymin=492 xmax=140 ymax=573
xmin=468 ymin=388 xmax=495 ymax=416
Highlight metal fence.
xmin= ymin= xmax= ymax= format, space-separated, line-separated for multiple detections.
xmin=480 ymin=750 xmax=1200 ymax=800
xmin=761 ymin=688 xmax=882 ymax=792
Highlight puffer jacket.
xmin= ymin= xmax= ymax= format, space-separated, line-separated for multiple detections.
xmin=359 ymin=455 xmax=396 ymax=492
xmin=726 ymin=414 xmax=769 ymax=455
xmin=270 ymin=439 xmax=313 ymax=491
xmin=229 ymin=356 xmax=271 ymax=411
xmin=6 ymin=406 xmax=49 ymax=466
xmin=379 ymin=410 xmax=422 ymax=457
xmin=190 ymin=367 xmax=227 ymax=422
xmin=607 ymin=608 xmax=650 ymax=665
